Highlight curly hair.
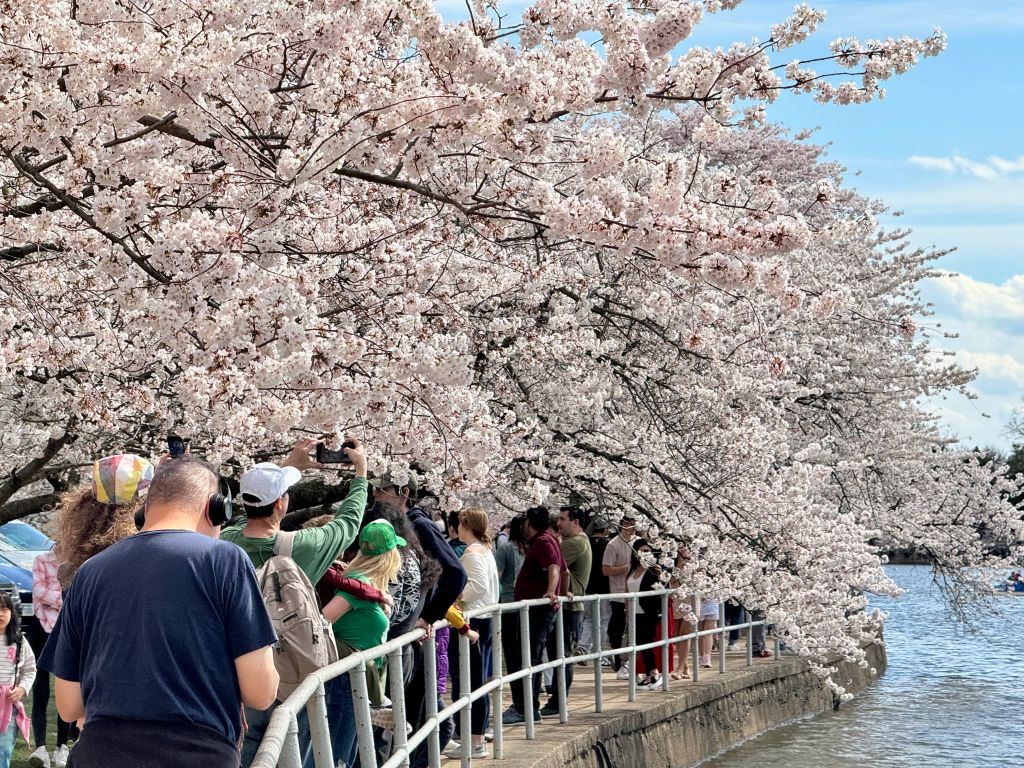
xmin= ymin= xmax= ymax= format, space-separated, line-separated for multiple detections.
xmin=53 ymin=484 xmax=142 ymax=582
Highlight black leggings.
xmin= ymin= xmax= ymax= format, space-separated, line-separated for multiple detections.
xmin=26 ymin=622 xmax=77 ymax=748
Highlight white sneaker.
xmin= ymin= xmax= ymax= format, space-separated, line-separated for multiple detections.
xmin=616 ymin=667 xmax=630 ymax=680
xmin=470 ymin=743 xmax=489 ymax=758
xmin=726 ymin=642 xmax=739 ymax=651
xmin=443 ymin=740 xmax=463 ymax=758
xmin=53 ymin=746 xmax=69 ymax=768
xmin=28 ymin=746 xmax=50 ymax=768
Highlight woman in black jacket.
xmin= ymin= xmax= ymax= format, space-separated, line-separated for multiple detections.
xmin=626 ymin=539 xmax=663 ymax=689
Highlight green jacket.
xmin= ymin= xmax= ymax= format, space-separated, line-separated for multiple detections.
xmin=220 ymin=477 xmax=368 ymax=583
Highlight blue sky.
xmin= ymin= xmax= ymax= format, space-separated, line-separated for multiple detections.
xmin=441 ymin=1 xmax=1024 ymax=451
xmin=684 ymin=1 xmax=1024 ymax=451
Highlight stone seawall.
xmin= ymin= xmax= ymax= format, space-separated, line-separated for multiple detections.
xmin=547 ymin=643 xmax=887 ymax=768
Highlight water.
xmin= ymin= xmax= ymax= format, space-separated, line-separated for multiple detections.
xmin=701 ymin=565 xmax=1024 ymax=768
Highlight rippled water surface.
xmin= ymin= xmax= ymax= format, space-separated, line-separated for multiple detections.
xmin=700 ymin=565 xmax=1024 ymax=768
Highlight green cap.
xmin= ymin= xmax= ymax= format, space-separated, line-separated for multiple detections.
xmin=359 ymin=520 xmax=408 ymax=556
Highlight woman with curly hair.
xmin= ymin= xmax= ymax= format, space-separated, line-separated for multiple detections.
xmin=52 ymin=454 xmax=152 ymax=588
xmin=28 ymin=455 xmax=152 ymax=767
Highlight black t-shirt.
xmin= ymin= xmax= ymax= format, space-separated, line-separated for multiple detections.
xmin=587 ymin=535 xmax=610 ymax=594
xmin=40 ymin=530 xmax=276 ymax=746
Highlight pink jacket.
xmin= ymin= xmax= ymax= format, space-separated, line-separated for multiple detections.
xmin=0 ymin=685 xmax=30 ymax=746
xmin=32 ymin=551 xmax=62 ymax=634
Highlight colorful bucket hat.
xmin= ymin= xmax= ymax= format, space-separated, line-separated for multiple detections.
xmin=359 ymin=520 xmax=408 ymax=556
xmin=92 ymin=454 xmax=154 ymax=506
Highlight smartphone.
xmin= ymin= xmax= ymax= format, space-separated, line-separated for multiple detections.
xmin=316 ymin=440 xmax=355 ymax=465
xmin=168 ymin=434 xmax=185 ymax=457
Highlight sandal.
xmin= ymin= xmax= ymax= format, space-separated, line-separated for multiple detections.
xmin=670 ymin=671 xmax=686 ymax=681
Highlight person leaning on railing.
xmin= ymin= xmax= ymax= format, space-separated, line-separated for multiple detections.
xmin=541 ymin=506 xmax=592 ymax=716
xmin=501 ymin=506 xmax=567 ymax=727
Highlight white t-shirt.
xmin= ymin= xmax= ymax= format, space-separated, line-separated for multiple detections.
xmin=626 ymin=570 xmax=645 ymax=614
xmin=603 ymin=535 xmax=633 ymax=601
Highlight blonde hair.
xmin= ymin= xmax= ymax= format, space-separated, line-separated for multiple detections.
xmin=346 ymin=548 xmax=402 ymax=592
xmin=459 ymin=506 xmax=492 ymax=546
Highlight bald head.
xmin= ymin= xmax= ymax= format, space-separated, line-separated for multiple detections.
xmin=146 ymin=456 xmax=218 ymax=517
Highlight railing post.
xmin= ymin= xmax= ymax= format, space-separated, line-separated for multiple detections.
xmin=592 ymin=598 xmax=603 ymax=713
xmin=718 ymin=601 xmax=726 ymax=674
xmin=279 ymin=713 xmax=303 ymax=768
xmin=388 ymin=647 xmax=409 ymax=765
xmin=493 ymin=611 xmax=504 ymax=760
xmin=459 ymin=630 xmax=472 ymax=767
xmin=554 ymin=601 xmax=568 ymax=723
xmin=424 ymin=632 xmax=441 ymax=767
xmin=691 ymin=594 xmax=700 ymax=683
xmin=306 ymin=679 xmax=333 ymax=768
xmin=661 ymin=591 xmax=670 ymax=691
xmin=350 ymin=664 xmax=378 ymax=768
xmin=775 ymin=632 xmax=782 ymax=660
xmin=627 ymin=596 xmax=637 ymax=702
xmin=520 ymin=604 xmax=535 ymax=739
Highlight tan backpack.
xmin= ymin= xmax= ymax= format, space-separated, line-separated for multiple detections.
xmin=256 ymin=531 xmax=338 ymax=701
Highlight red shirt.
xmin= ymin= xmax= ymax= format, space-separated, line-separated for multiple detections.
xmin=514 ymin=530 xmax=567 ymax=601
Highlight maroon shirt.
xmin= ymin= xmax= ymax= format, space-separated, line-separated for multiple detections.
xmin=514 ymin=529 xmax=567 ymax=600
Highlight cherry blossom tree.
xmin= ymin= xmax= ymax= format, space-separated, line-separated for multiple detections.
xmin=1 ymin=0 xmax=1018 ymax=673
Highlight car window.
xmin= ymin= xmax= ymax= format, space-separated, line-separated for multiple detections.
xmin=0 ymin=522 xmax=53 ymax=552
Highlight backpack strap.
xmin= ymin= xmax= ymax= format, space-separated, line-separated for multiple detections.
xmin=273 ymin=530 xmax=297 ymax=558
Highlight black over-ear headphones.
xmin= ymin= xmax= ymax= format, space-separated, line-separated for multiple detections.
xmin=208 ymin=477 xmax=233 ymax=527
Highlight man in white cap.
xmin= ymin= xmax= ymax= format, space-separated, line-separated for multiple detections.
xmin=221 ymin=438 xmax=367 ymax=584
xmin=220 ymin=437 xmax=368 ymax=768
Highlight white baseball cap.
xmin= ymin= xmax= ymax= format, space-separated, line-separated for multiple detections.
xmin=239 ymin=462 xmax=302 ymax=506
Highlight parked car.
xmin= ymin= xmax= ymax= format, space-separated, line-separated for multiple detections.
xmin=0 ymin=520 xmax=55 ymax=629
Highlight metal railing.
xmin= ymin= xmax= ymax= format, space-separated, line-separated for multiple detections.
xmin=252 ymin=590 xmax=777 ymax=768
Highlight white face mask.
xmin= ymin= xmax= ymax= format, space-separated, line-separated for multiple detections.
xmin=639 ymin=551 xmax=656 ymax=568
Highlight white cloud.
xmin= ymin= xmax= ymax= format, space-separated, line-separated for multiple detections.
xmin=955 ymin=351 xmax=1024 ymax=387
xmin=925 ymin=272 xmax=1024 ymax=320
xmin=907 ymin=154 xmax=1024 ymax=181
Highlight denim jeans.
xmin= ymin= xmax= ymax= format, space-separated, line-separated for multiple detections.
xmin=0 ymin=716 xmax=17 ymax=768
xmin=325 ymin=673 xmax=358 ymax=768
xmin=240 ymin=702 xmax=311 ymax=768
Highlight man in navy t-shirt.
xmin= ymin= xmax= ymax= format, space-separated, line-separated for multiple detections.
xmin=40 ymin=456 xmax=279 ymax=768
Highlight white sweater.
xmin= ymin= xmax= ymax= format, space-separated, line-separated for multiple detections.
xmin=460 ymin=544 xmax=500 ymax=618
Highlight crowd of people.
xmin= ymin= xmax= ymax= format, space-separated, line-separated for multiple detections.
xmin=5 ymin=439 xmax=771 ymax=768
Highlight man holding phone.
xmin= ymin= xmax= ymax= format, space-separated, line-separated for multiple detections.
xmin=220 ymin=437 xmax=369 ymax=767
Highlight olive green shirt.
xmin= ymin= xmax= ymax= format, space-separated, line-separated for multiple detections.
xmin=561 ymin=533 xmax=592 ymax=612
xmin=220 ymin=477 xmax=368 ymax=584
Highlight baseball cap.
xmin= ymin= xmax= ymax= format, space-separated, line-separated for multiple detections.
xmin=369 ymin=471 xmax=419 ymax=496
xmin=239 ymin=462 xmax=302 ymax=506
xmin=359 ymin=520 xmax=408 ymax=556
xmin=92 ymin=454 xmax=154 ymax=506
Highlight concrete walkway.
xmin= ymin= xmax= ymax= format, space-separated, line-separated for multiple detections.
xmin=440 ymin=650 xmax=787 ymax=767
